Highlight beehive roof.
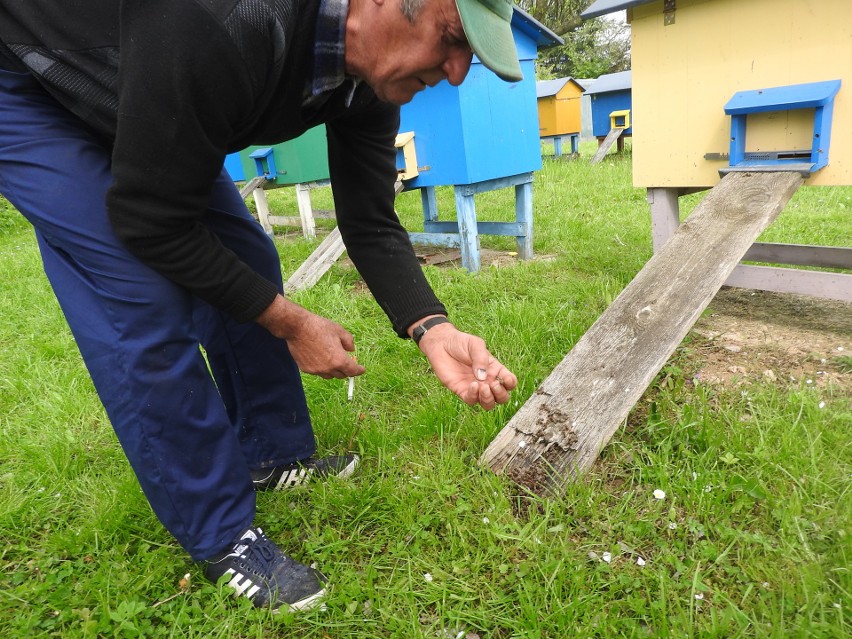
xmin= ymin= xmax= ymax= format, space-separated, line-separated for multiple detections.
xmin=581 ymin=0 xmax=654 ymax=19
xmin=583 ymin=70 xmax=632 ymax=95
xmin=536 ymin=77 xmax=585 ymax=98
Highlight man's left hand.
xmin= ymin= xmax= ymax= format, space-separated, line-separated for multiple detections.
xmin=413 ymin=319 xmax=518 ymax=410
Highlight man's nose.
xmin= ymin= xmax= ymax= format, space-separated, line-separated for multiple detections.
xmin=443 ymin=47 xmax=473 ymax=86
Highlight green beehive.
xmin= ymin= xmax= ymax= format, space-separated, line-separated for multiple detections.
xmin=239 ymin=125 xmax=329 ymax=187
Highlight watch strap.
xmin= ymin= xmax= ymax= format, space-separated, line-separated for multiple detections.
xmin=412 ymin=316 xmax=451 ymax=345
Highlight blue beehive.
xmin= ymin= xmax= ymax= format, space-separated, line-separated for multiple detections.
xmin=585 ymin=70 xmax=633 ymax=138
xmin=397 ymin=6 xmax=561 ymax=272
xmin=224 ymin=153 xmax=246 ymax=181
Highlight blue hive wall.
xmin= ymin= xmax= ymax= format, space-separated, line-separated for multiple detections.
xmin=590 ymin=89 xmax=633 ymax=138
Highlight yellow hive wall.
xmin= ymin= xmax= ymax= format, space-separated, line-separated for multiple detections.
xmin=538 ymin=98 xmax=558 ymax=135
xmin=538 ymin=83 xmax=584 ymax=137
xmin=630 ymin=0 xmax=852 ymax=187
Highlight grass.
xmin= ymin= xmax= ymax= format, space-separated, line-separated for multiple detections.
xmin=0 ymin=142 xmax=850 ymax=638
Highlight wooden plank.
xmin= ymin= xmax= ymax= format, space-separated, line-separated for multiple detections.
xmin=239 ymin=176 xmax=266 ymax=199
xmin=742 ymin=243 xmax=852 ymax=269
xmin=418 ymin=249 xmax=462 ymax=266
xmin=647 ymin=187 xmax=681 ymax=251
xmin=590 ymin=128 xmax=624 ymax=165
xmin=267 ymin=215 xmax=303 ymax=227
xmin=725 ymin=264 xmax=852 ymax=302
xmin=252 ymin=187 xmax=273 ymax=235
xmin=295 ymin=182 xmax=317 ymax=240
xmin=480 ymin=171 xmax=803 ymax=494
xmin=284 ymin=228 xmax=345 ymax=293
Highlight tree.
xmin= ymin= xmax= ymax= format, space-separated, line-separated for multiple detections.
xmin=519 ymin=1 xmax=631 ymax=80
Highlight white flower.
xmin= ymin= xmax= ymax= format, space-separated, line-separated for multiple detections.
xmin=637 ymin=557 xmax=646 ymax=566
xmin=695 ymin=593 xmax=704 ymax=600
xmin=669 ymin=522 xmax=678 ymax=530
xmin=692 ymin=472 xmax=698 ymax=481
xmin=833 ymin=602 xmax=842 ymax=609
xmin=602 ymin=552 xmax=612 ymax=563
xmin=653 ymin=489 xmax=666 ymax=500
xmin=423 ymin=573 xmax=433 ymax=582
xmin=819 ymin=401 xmax=826 ymax=409
xmin=482 ymin=517 xmax=490 ymax=524
xmin=806 ymin=379 xmax=813 ymax=385
xmin=704 ymin=485 xmax=713 ymax=493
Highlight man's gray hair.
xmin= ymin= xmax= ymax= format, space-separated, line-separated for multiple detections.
xmin=400 ymin=0 xmax=427 ymax=22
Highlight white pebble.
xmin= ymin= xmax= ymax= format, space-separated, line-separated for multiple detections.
xmin=602 ymin=552 xmax=612 ymax=563
xmin=637 ymin=557 xmax=646 ymax=566
xmin=424 ymin=573 xmax=433 ymax=582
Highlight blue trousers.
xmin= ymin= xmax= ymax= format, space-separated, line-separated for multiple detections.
xmin=0 ymin=68 xmax=315 ymax=560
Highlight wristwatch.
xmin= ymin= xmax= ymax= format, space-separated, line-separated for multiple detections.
xmin=412 ymin=316 xmax=451 ymax=345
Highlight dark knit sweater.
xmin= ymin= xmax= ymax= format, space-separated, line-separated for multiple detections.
xmin=0 ymin=0 xmax=446 ymax=335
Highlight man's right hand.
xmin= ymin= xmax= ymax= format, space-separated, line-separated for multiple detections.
xmin=255 ymin=294 xmax=366 ymax=379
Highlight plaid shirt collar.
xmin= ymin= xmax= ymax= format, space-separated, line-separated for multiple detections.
xmin=309 ymin=0 xmax=359 ymax=101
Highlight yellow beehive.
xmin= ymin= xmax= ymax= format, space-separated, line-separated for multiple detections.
xmin=536 ymin=78 xmax=585 ymax=138
xmin=586 ymin=0 xmax=851 ymax=188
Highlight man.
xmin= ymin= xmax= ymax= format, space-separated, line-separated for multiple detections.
xmin=0 ymin=0 xmax=521 ymax=611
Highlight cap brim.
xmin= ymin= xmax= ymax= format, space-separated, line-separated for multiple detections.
xmin=456 ymin=2 xmax=523 ymax=82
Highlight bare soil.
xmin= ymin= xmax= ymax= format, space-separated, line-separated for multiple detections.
xmin=686 ymin=287 xmax=851 ymax=393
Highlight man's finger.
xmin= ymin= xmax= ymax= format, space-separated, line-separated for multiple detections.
xmin=489 ymin=379 xmax=510 ymax=404
xmin=494 ymin=367 xmax=518 ymax=391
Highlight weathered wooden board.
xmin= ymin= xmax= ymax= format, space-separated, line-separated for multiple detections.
xmin=284 ymin=227 xmax=345 ymax=293
xmin=590 ymin=128 xmax=625 ymax=165
xmin=480 ymin=171 xmax=803 ymax=494
xmin=239 ymin=176 xmax=267 ymax=199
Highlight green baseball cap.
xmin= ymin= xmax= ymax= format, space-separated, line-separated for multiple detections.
xmin=455 ymin=0 xmax=523 ymax=82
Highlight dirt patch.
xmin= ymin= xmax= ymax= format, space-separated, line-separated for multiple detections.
xmin=686 ymin=288 xmax=851 ymax=393
xmin=412 ymin=247 xmax=557 ymax=269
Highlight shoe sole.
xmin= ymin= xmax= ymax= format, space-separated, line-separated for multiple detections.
xmin=337 ymin=455 xmax=359 ymax=479
xmin=273 ymin=587 xmax=328 ymax=613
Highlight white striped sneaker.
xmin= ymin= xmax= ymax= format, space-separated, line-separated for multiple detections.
xmin=203 ymin=527 xmax=326 ymax=611
xmin=250 ymin=454 xmax=359 ymax=491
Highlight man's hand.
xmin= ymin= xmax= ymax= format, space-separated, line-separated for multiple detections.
xmin=411 ymin=316 xmax=518 ymax=410
xmin=256 ymin=295 xmax=365 ymax=379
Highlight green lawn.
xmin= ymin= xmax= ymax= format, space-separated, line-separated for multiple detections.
xmin=1 ymin=144 xmax=849 ymax=638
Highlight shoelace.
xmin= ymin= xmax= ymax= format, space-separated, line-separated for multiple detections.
xmin=238 ymin=533 xmax=281 ymax=574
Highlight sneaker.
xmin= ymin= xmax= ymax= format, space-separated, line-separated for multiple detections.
xmin=250 ymin=454 xmax=359 ymax=491
xmin=204 ymin=527 xmax=326 ymax=611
